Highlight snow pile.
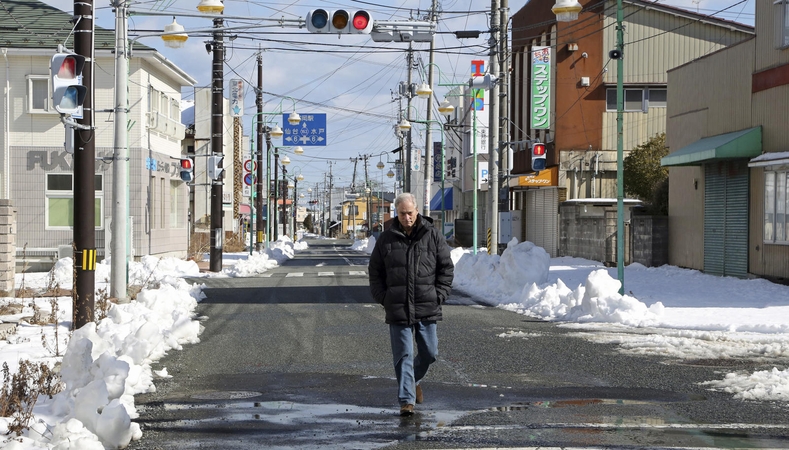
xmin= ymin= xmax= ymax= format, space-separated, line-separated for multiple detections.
xmin=451 ymin=239 xmax=550 ymax=300
xmin=211 ymin=236 xmax=305 ymax=278
xmin=2 ymin=261 xmax=205 ymax=449
xmin=451 ymin=239 xmax=663 ymax=327
xmin=702 ymin=367 xmax=789 ymax=401
xmin=351 ymin=237 xmax=375 ymax=254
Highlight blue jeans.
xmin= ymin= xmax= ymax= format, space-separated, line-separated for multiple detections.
xmin=389 ymin=321 xmax=438 ymax=406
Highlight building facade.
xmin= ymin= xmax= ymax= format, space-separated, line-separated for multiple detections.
xmin=664 ymin=1 xmax=789 ymax=280
xmin=509 ymin=0 xmax=752 ymax=257
xmin=0 ymin=1 xmax=195 ymax=269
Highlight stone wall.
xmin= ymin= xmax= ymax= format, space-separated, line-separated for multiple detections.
xmin=631 ymin=215 xmax=669 ymax=267
xmin=0 ymin=200 xmax=15 ymax=294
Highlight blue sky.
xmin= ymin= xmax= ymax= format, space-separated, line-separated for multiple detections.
xmin=38 ymin=0 xmax=754 ymax=190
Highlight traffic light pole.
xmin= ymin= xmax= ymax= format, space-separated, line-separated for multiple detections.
xmin=74 ymin=0 xmax=95 ymax=328
xmin=209 ymin=17 xmax=224 ymax=272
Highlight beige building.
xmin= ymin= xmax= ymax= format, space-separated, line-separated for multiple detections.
xmin=664 ymin=3 xmax=789 ymax=279
xmin=508 ymin=0 xmax=752 ymax=257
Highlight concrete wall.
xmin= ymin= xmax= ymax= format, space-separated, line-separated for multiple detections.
xmin=0 ymin=200 xmax=14 ymax=293
xmin=631 ymin=215 xmax=669 ymax=267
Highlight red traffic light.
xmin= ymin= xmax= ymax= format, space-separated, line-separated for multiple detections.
xmin=352 ymin=11 xmax=370 ymax=30
xmin=180 ymin=158 xmax=193 ymax=170
xmin=532 ymin=143 xmax=546 ymax=156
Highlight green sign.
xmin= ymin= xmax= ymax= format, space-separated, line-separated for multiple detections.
xmin=530 ymin=46 xmax=551 ymax=129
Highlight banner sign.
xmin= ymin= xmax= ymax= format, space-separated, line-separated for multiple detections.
xmin=530 ymin=47 xmax=551 ymax=129
xmin=433 ymin=142 xmax=442 ymax=182
xmin=230 ymin=79 xmax=243 ymax=117
xmin=471 ymin=60 xmax=485 ymax=111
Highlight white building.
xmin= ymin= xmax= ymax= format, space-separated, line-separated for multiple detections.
xmin=0 ymin=0 xmax=196 ymax=270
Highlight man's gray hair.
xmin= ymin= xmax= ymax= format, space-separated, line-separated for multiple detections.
xmin=394 ymin=192 xmax=416 ymax=209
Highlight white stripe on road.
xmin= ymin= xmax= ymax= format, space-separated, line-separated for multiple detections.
xmin=318 ymin=272 xmax=334 ymax=277
xmin=349 ymin=271 xmax=367 ymax=276
xmin=285 ymin=272 xmax=303 ymax=277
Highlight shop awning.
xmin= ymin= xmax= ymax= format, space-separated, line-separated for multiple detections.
xmin=661 ymin=126 xmax=762 ymax=167
xmin=429 ymin=187 xmax=453 ymax=210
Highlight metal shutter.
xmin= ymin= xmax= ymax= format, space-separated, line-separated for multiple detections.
xmin=704 ymin=161 xmax=749 ymax=278
xmin=523 ymin=188 xmax=559 ymax=257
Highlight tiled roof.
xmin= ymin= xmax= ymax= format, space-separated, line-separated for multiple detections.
xmin=0 ymin=0 xmax=153 ymax=51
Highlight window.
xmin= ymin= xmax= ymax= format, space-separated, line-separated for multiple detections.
xmin=45 ymin=174 xmax=103 ymax=229
xmin=160 ymin=178 xmax=165 ymax=228
xmin=606 ymin=87 xmax=667 ymax=111
xmin=170 ymin=98 xmax=180 ymax=121
xmin=170 ymin=181 xmax=180 ymax=227
xmin=647 ymin=89 xmax=667 ymax=107
xmin=764 ymin=171 xmax=789 ymax=243
xmin=150 ymin=88 xmax=160 ymax=113
xmin=27 ymin=76 xmax=50 ymax=113
xmin=775 ymin=0 xmax=789 ymax=48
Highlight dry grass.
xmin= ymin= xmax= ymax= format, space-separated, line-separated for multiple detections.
xmin=0 ymin=361 xmax=63 ymax=436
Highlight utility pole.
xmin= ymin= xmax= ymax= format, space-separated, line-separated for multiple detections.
xmin=405 ymin=45 xmax=414 ymax=193
xmin=363 ymin=155 xmax=370 ymax=235
xmin=488 ymin=0 xmax=501 ymax=255
xmin=74 ymin=0 xmax=95 ymax=328
xmin=499 ymin=0 xmax=510 ymax=216
xmin=327 ymin=162 xmax=334 ymax=237
xmin=350 ymin=158 xmax=358 ymax=237
xmin=209 ymin=14 xmax=224 ymax=272
xmin=422 ymin=0 xmax=439 ymax=216
xmin=111 ymin=0 xmax=128 ymax=303
xmin=255 ymin=52 xmax=265 ymax=251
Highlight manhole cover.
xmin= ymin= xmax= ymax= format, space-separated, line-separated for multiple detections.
xmin=191 ymin=391 xmax=262 ymax=400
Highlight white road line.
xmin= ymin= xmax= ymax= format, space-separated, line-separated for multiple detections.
xmin=260 ymin=273 xmax=273 ymax=278
xmin=444 ymin=422 xmax=789 ymax=432
xmin=285 ymin=272 xmax=303 ymax=277
xmin=317 ymin=272 xmax=334 ymax=277
xmin=349 ymin=271 xmax=367 ymax=276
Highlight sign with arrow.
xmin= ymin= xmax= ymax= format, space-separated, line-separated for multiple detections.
xmin=282 ymin=113 xmax=326 ymax=146
xmin=230 ymin=79 xmax=243 ymax=117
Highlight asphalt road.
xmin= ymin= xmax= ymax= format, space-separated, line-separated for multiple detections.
xmin=129 ymin=238 xmax=789 ymax=449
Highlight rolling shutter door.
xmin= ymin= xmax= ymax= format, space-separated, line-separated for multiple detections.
xmin=703 ymin=161 xmax=748 ymax=278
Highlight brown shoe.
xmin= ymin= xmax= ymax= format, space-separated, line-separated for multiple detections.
xmin=400 ymin=404 xmax=414 ymax=416
xmin=415 ymin=384 xmax=423 ymax=404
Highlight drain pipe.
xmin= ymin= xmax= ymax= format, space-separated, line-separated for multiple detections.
xmin=2 ymin=48 xmax=9 ymax=199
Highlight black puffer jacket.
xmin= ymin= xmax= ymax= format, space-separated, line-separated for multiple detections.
xmin=368 ymin=215 xmax=454 ymax=325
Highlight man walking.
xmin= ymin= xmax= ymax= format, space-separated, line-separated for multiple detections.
xmin=368 ymin=192 xmax=454 ymax=416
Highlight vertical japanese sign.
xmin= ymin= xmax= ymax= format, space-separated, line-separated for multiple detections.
xmin=230 ymin=79 xmax=243 ymax=117
xmin=433 ymin=142 xmax=442 ymax=182
xmin=530 ymin=47 xmax=551 ymax=129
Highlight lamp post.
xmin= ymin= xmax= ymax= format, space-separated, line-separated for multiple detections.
xmin=254 ymin=100 xmax=300 ymax=248
xmin=550 ymin=0 xmax=624 ymax=294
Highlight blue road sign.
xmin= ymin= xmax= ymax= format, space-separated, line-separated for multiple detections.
xmin=282 ymin=113 xmax=327 ymax=146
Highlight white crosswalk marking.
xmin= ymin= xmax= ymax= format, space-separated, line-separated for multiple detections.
xmin=318 ymin=272 xmax=334 ymax=277
xmin=285 ymin=272 xmax=304 ymax=277
xmin=261 ymin=273 xmax=273 ymax=278
xmin=349 ymin=271 xmax=367 ymax=276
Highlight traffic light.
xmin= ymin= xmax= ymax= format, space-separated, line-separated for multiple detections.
xmin=531 ymin=142 xmax=547 ymax=171
xmin=306 ymin=9 xmax=373 ymax=34
xmin=179 ymin=157 xmax=194 ymax=182
xmin=50 ymin=52 xmax=86 ymax=115
xmin=207 ymin=155 xmax=224 ymax=180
